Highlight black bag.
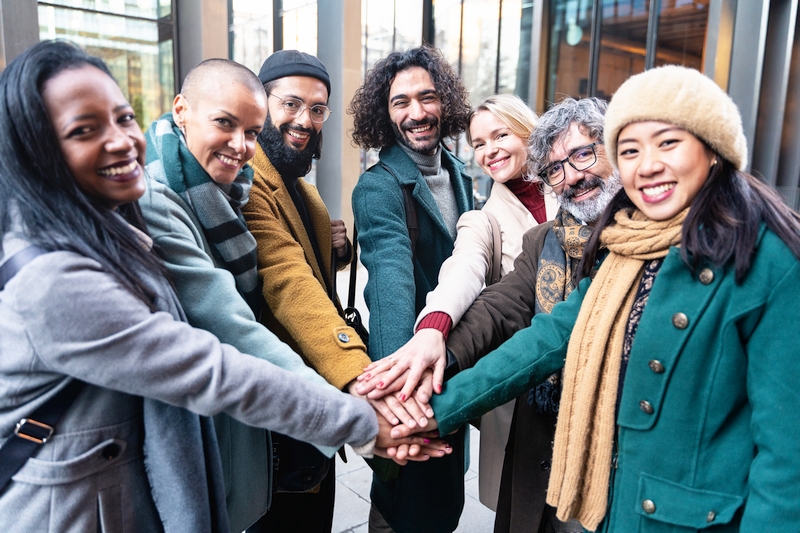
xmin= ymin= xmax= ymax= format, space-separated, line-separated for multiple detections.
xmin=271 ymin=432 xmax=330 ymax=493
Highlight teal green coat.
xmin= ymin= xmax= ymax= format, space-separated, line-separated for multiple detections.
xmin=352 ymin=143 xmax=473 ymax=533
xmin=432 ymin=227 xmax=800 ymax=532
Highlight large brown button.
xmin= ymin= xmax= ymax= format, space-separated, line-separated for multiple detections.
xmin=706 ymin=511 xmax=716 ymax=523
xmin=642 ymin=500 xmax=656 ymax=514
xmin=648 ymin=360 xmax=665 ymax=373
xmin=672 ymin=312 xmax=689 ymax=329
xmin=698 ymin=268 xmax=714 ymax=285
xmin=639 ymin=400 xmax=654 ymax=414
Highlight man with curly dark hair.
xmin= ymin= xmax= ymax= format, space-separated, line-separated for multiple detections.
xmin=348 ymin=46 xmax=473 ymax=533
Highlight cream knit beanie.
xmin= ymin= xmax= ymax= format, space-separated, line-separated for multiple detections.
xmin=604 ymin=65 xmax=748 ymax=171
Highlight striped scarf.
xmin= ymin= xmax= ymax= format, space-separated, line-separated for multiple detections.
xmin=145 ymin=113 xmax=261 ymax=313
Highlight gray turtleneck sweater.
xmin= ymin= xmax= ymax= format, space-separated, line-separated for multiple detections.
xmin=399 ymin=143 xmax=459 ymax=239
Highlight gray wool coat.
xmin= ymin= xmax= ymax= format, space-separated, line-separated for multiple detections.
xmin=0 ymin=228 xmax=378 ymax=533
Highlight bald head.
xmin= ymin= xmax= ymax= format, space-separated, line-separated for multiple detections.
xmin=180 ymin=58 xmax=264 ymax=106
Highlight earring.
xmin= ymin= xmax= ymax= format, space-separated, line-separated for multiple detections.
xmin=711 ymin=157 xmax=717 ymax=167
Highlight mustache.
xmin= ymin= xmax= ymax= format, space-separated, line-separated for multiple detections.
xmin=281 ymin=123 xmax=315 ymax=136
xmin=560 ymin=174 xmax=604 ymax=200
xmin=400 ymin=117 xmax=439 ymax=131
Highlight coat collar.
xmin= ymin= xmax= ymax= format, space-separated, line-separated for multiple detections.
xmin=377 ymin=143 xmax=472 ymax=241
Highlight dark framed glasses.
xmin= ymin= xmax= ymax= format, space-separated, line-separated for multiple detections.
xmin=538 ymin=142 xmax=601 ymax=186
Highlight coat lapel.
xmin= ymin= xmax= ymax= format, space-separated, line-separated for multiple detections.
xmin=254 ymin=147 xmax=328 ymax=287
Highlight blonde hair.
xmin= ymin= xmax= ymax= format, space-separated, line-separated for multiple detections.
xmin=466 ymin=93 xmax=537 ymax=146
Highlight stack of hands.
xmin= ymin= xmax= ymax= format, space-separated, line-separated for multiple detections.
xmin=349 ymin=330 xmax=450 ymax=464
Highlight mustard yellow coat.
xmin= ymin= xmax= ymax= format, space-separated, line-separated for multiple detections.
xmin=242 ymin=146 xmax=370 ymax=390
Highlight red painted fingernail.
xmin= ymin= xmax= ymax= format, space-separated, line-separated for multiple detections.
xmin=377 ymin=381 xmax=384 ymax=388
xmin=363 ymin=373 xmax=371 ymax=379
xmin=423 ymin=438 xmax=431 ymax=444
xmin=436 ymin=384 xmax=442 ymax=393
xmin=399 ymin=393 xmax=406 ymax=402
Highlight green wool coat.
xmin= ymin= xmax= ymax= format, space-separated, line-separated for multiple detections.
xmin=352 ymin=143 xmax=473 ymax=533
xmin=432 ymin=227 xmax=800 ymax=533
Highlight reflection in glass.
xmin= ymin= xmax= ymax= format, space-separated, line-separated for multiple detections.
xmin=546 ymin=0 xmax=593 ymax=102
xmin=38 ymin=4 xmax=174 ymax=131
xmin=283 ymin=0 xmax=317 ymax=55
xmin=460 ymin=0 xmax=500 ymax=103
xmin=655 ymin=0 xmax=709 ymax=69
xmin=230 ymin=0 xmax=273 ymax=74
xmin=595 ymin=0 xmax=649 ymax=101
xmin=42 ymin=0 xmax=159 ymax=19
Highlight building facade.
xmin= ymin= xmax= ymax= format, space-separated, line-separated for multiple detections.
xmin=2 ymin=0 xmax=797 ymax=221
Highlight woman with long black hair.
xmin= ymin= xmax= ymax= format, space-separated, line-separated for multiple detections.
xmin=0 ymin=40 xmax=392 ymax=533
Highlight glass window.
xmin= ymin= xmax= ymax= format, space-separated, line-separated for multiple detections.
xmin=655 ymin=0 xmax=710 ymax=69
xmin=498 ymin=0 xmax=523 ymax=95
xmin=460 ymin=0 xmax=500 ymax=103
xmin=38 ymin=2 xmax=175 ymax=131
xmin=546 ymin=0 xmax=594 ymax=102
xmin=230 ymin=0 xmax=273 ymax=74
xmin=595 ymin=0 xmax=649 ymax=101
xmin=282 ymin=0 xmax=317 ymax=54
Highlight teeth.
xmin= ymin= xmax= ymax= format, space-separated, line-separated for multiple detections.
xmin=97 ymin=161 xmax=137 ymax=176
xmin=643 ymin=183 xmax=675 ymax=197
xmin=489 ymin=158 xmax=507 ymax=169
xmin=409 ymin=125 xmax=431 ymax=134
xmin=288 ymin=130 xmax=308 ymax=140
xmin=217 ymin=154 xmax=239 ymax=166
xmin=574 ymin=186 xmax=595 ymax=197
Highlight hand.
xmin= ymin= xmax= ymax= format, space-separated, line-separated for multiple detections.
xmin=373 ymin=415 xmax=450 ymax=465
xmin=356 ymin=329 xmax=447 ymax=401
xmin=348 ymin=381 xmax=432 ymax=428
xmin=331 ymin=219 xmax=348 ymax=258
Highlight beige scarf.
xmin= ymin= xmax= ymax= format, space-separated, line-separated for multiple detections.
xmin=545 ymin=208 xmax=688 ymax=531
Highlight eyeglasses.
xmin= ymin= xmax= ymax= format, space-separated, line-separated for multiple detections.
xmin=538 ymin=142 xmax=601 ymax=186
xmin=267 ymin=93 xmax=331 ymax=123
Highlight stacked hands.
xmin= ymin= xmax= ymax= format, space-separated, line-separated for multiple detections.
xmin=353 ymin=329 xmax=450 ymax=464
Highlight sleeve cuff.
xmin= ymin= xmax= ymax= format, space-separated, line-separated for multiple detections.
xmin=351 ymin=437 xmax=376 ymax=459
xmin=416 ymin=312 xmax=453 ymax=340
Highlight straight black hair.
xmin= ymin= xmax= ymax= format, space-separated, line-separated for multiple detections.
xmin=0 ymin=40 xmax=166 ymax=308
xmin=578 ymin=158 xmax=800 ymax=284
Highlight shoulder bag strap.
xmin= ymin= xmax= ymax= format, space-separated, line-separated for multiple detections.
xmin=347 ymin=225 xmax=359 ymax=309
xmin=0 ymin=245 xmax=85 ymax=492
xmin=484 ymin=212 xmax=502 ymax=286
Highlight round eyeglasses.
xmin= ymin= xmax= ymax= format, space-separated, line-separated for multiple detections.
xmin=267 ymin=93 xmax=331 ymax=123
xmin=538 ymin=142 xmax=601 ymax=186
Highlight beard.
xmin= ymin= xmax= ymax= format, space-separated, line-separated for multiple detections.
xmin=557 ymin=170 xmax=622 ymax=223
xmin=258 ymin=111 xmax=321 ymax=177
xmin=391 ymin=116 xmax=441 ymax=154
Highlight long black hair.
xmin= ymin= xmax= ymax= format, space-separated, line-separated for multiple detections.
xmin=0 ymin=40 xmax=166 ymax=307
xmin=578 ymin=157 xmax=800 ymax=284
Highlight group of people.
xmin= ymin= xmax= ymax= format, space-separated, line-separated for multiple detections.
xmin=0 ymin=37 xmax=798 ymax=533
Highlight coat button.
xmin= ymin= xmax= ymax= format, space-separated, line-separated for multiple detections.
xmin=672 ymin=312 xmax=689 ymax=329
xmin=698 ymin=268 xmax=714 ymax=285
xmin=540 ymin=460 xmax=550 ymax=471
xmin=338 ymin=332 xmax=350 ymax=343
xmin=648 ymin=360 xmax=665 ymax=373
xmin=102 ymin=443 xmax=121 ymax=460
xmin=706 ymin=511 xmax=716 ymax=523
xmin=642 ymin=500 xmax=656 ymax=514
xmin=639 ymin=400 xmax=654 ymax=414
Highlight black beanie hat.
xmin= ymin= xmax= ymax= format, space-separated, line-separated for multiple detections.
xmin=258 ymin=50 xmax=331 ymax=96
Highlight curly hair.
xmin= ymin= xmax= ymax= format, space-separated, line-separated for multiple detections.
xmin=348 ymin=46 xmax=471 ymax=149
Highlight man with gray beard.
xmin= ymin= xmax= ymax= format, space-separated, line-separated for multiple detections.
xmin=445 ymin=97 xmax=619 ymax=533
xmin=362 ymin=97 xmax=620 ymax=533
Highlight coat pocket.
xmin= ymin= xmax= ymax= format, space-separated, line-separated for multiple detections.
xmin=636 ymin=472 xmax=743 ymax=531
xmin=12 ymin=438 xmax=130 ymax=485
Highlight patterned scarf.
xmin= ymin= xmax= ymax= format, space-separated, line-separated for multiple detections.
xmin=546 ymin=208 xmax=687 ymax=531
xmin=145 ymin=114 xmax=261 ymax=314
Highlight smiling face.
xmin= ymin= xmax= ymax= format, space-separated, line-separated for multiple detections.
xmin=469 ymin=110 xmax=528 ymax=184
xmin=42 ymin=65 xmax=146 ymax=210
xmin=388 ymin=66 xmax=443 ymax=155
xmin=617 ymin=121 xmax=715 ymax=221
xmin=266 ymin=75 xmax=327 ymax=152
xmin=548 ymin=122 xmax=619 ymax=222
xmin=173 ymin=80 xmax=267 ymax=185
